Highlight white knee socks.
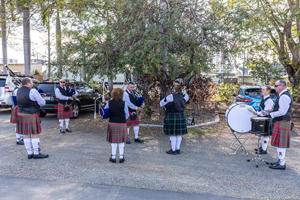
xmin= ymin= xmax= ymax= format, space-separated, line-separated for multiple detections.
xmin=24 ymin=138 xmax=33 ymax=155
xmin=65 ymin=119 xmax=70 ymax=129
xmin=16 ymin=134 xmax=22 ymax=142
xmin=118 ymin=143 xmax=125 ymax=158
xmin=59 ymin=119 xmax=64 ymax=129
xmin=277 ymin=148 xmax=286 ymax=165
xmin=134 ymin=126 xmax=139 ymax=139
xmin=176 ymin=136 xmax=182 ymax=150
xmin=32 ymin=138 xmax=40 ymax=155
xmin=261 ymin=137 xmax=269 ymax=151
xmin=111 ymin=143 xmax=117 ymax=159
xmin=127 ymin=128 xmax=130 ymax=136
xmin=170 ymin=136 xmax=176 ymax=151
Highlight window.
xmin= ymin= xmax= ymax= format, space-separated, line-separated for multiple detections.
xmin=38 ymin=84 xmax=59 ymax=94
xmin=0 ymin=78 xmax=6 ymax=87
xmin=85 ymin=85 xmax=94 ymax=94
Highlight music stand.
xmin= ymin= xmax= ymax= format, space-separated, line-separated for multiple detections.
xmin=230 ymin=129 xmax=251 ymax=154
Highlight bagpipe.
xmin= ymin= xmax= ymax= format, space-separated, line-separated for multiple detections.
xmin=64 ymin=86 xmax=77 ymax=112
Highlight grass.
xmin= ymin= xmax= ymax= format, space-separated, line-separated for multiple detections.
xmin=189 ymin=128 xmax=218 ymax=135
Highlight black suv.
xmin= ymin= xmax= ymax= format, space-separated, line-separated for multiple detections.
xmin=37 ymin=81 xmax=99 ymax=118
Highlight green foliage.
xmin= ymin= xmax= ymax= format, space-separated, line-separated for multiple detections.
xmin=215 ymin=83 xmax=239 ymax=103
xmin=34 ymin=69 xmax=42 ymax=75
xmin=288 ymin=85 xmax=300 ymax=102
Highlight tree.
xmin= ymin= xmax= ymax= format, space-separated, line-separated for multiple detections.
xmin=230 ymin=0 xmax=300 ymax=88
xmin=1 ymin=0 xmax=7 ymax=74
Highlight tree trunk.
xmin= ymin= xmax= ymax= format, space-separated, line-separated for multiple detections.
xmin=23 ymin=6 xmax=31 ymax=76
xmin=47 ymin=18 xmax=51 ymax=79
xmin=56 ymin=9 xmax=62 ymax=77
xmin=1 ymin=0 xmax=7 ymax=74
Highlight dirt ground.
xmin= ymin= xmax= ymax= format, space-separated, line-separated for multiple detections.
xmin=0 ymin=107 xmax=300 ymax=200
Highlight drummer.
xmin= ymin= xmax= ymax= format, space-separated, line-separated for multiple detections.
xmin=253 ymin=85 xmax=274 ymax=154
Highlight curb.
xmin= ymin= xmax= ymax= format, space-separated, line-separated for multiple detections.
xmin=139 ymin=114 xmax=220 ymax=129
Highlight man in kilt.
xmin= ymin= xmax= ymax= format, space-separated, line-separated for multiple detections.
xmin=55 ymin=79 xmax=77 ymax=133
xmin=160 ymin=81 xmax=189 ymax=155
xmin=253 ymin=85 xmax=274 ymax=154
xmin=16 ymin=78 xmax=48 ymax=159
xmin=104 ymin=88 xmax=129 ymax=163
xmin=262 ymin=80 xmax=293 ymax=170
xmin=123 ymin=82 xmax=144 ymax=144
xmin=11 ymin=86 xmax=24 ymax=145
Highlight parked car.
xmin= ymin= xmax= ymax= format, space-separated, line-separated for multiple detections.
xmin=233 ymin=86 xmax=277 ymax=111
xmin=37 ymin=81 xmax=100 ymax=118
xmin=0 ymin=74 xmax=39 ymax=108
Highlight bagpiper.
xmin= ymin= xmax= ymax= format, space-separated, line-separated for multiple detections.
xmin=16 ymin=78 xmax=48 ymax=159
xmin=55 ymin=79 xmax=78 ymax=133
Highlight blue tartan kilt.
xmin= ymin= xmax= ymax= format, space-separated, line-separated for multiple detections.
xmin=164 ymin=114 xmax=188 ymax=136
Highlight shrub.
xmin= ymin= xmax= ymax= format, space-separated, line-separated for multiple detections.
xmin=213 ymin=83 xmax=239 ymax=103
xmin=34 ymin=69 xmax=43 ymax=75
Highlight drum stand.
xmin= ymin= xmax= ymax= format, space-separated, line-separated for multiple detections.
xmin=247 ymin=134 xmax=269 ymax=168
xmin=230 ymin=130 xmax=251 ymax=155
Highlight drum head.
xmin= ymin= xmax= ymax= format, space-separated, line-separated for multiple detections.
xmin=225 ymin=103 xmax=255 ymax=133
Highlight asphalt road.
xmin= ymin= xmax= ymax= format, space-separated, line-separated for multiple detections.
xmin=0 ymin=176 xmax=249 ymax=200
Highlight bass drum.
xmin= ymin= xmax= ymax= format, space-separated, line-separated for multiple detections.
xmin=225 ymin=102 xmax=256 ymax=133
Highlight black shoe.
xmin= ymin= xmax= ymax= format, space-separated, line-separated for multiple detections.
xmin=66 ymin=128 xmax=72 ymax=132
xmin=177 ymin=149 xmax=181 ymax=154
xmin=270 ymin=159 xmax=280 ymax=166
xmin=28 ymin=154 xmax=33 ymax=159
xmin=60 ymin=128 xmax=65 ymax=133
xmin=269 ymin=163 xmax=286 ymax=170
xmin=109 ymin=157 xmax=116 ymax=163
xmin=255 ymin=147 xmax=263 ymax=152
xmin=255 ymin=149 xmax=267 ymax=154
xmin=126 ymin=138 xmax=131 ymax=144
xmin=166 ymin=149 xmax=177 ymax=155
xmin=119 ymin=157 xmax=125 ymax=163
xmin=16 ymin=140 xmax=24 ymax=145
xmin=33 ymin=153 xmax=49 ymax=159
xmin=135 ymin=138 xmax=144 ymax=143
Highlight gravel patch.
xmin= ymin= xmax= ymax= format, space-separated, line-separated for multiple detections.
xmin=0 ymin=108 xmax=299 ymax=200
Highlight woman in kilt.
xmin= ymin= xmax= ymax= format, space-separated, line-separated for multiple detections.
xmin=104 ymin=88 xmax=129 ymax=163
xmin=16 ymin=78 xmax=48 ymax=159
xmin=160 ymin=81 xmax=189 ymax=155
xmin=11 ymin=86 xmax=24 ymax=145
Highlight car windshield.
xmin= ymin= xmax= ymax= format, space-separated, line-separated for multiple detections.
xmin=0 ymin=79 xmax=6 ymax=87
xmin=38 ymin=84 xmax=59 ymax=94
xmin=245 ymin=88 xmax=277 ymax=98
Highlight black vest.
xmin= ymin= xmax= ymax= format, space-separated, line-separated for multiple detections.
xmin=17 ymin=86 xmax=40 ymax=114
xmin=165 ymin=94 xmax=186 ymax=115
xmin=58 ymin=86 xmax=71 ymax=104
xmin=273 ymin=90 xmax=293 ymax=123
xmin=259 ymin=96 xmax=271 ymax=111
xmin=109 ymin=100 xmax=126 ymax=123
xmin=126 ymin=90 xmax=137 ymax=112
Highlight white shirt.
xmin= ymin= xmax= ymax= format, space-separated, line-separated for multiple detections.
xmin=270 ymin=89 xmax=292 ymax=118
xmin=257 ymin=95 xmax=274 ymax=116
xmin=15 ymin=88 xmax=46 ymax=106
xmin=123 ymin=89 xmax=138 ymax=111
xmin=104 ymin=101 xmax=130 ymax=120
xmin=160 ymin=92 xmax=189 ymax=107
xmin=55 ymin=86 xmax=78 ymax=100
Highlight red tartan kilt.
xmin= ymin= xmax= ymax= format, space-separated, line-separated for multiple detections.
xmin=16 ymin=112 xmax=41 ymax=135
xmin=126 ymin=112 xmax=140 ymax=126
xmin=107 ymin=122 xmax=127 ymax=143
xmin=10 ymin=106 xmax=18 ymax=124
xmin=57 ymin=103 xmax=73 ymax=119
xmin=271 ymin=121 xmax=291 ymax=148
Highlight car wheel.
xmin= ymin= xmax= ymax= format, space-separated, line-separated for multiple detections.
xmin=72 ymin=102 xmax=80 ymax=118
